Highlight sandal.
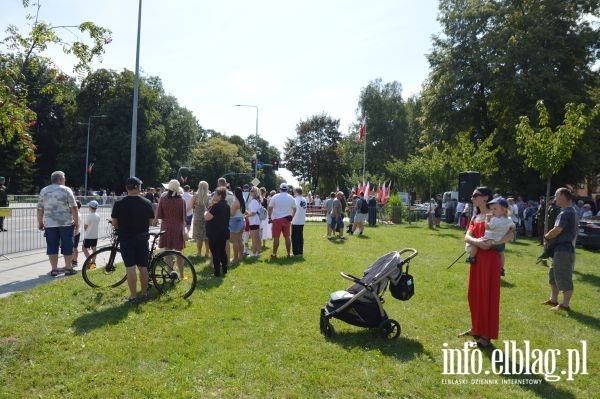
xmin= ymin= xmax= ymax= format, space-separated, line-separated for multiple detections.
xmin=457 ymin=330 xmax=473 ymax=338
xmin=541 ymin=299 xmax=559 ymax=306
xmin=50 ymin=269 xmax=59 ymax=277
xmin=550 ymin=304 xmax=571 ymax=312
xmin=64 ymin=268 xmax=77 ymax=276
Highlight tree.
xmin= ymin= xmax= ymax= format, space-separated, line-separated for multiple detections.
xmin=420 ymin=0 xmax=600 ymax=192
xmin=356 ymin=79 xmax=415 ymax=176
xmin=188 ymin=137 xmax=248 ymax=190
xmin=516 ymin=100 xmax=600 ymax=230
xmin=283 ymin=113 xmax=342 ymax=194
xmin=1 ymin=0 xmax=111 ymax=192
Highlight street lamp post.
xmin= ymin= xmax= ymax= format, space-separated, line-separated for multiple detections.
xmin=235 ymin=104 xmax=259 ymax=179
xmin=78 ymin=115 xmax=107 ymax=196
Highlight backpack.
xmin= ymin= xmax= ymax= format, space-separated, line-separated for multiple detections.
xmin=360 ymin=199 xmax=369 ymax=214
xmin=256 ymin=199 xmax=268 ymax=221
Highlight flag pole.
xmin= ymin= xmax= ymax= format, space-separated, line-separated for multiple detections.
xmin=362 ymin=123 xmax=366 ymax=183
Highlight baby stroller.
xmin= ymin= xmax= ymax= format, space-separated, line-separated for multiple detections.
xmin=319 ymin=248 xmax=418 ymax=339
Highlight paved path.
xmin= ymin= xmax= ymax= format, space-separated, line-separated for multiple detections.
xmin=0 ymin=249 xmax=59 ymax=298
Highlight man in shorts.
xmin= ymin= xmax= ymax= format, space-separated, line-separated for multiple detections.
xmin=111 ymin=177 xmax=155 ymax=303
xmin=268 ymin=183 xmax=296 ymax=258
xmin=37 ymin=171 xmax=79 ymax=276
xmin=542 ymin=187 xmax=578 ymax=312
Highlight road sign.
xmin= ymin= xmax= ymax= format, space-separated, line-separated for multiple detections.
xmin=251 ymin=178 xmax=260 ymax=186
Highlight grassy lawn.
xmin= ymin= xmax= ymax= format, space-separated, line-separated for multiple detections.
xmin=0 ymin=221 xmax=598 ymax=398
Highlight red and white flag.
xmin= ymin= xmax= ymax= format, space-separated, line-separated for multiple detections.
xmin=358 ymin=122 xmax=367 ymax=144
xmin=382 ymin=181 xmax=392 ymax=204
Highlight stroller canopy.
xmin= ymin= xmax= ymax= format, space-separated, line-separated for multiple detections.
xmin=347 ymin=252 xmax=400 ymax=295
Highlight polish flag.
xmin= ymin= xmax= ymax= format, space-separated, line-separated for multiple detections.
xmin=358 ymin=122 xmax=367 ymax=144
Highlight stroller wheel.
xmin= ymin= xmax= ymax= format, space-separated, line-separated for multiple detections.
xmin=323 ymin=323 xmax=335 ymax=338
xmin=378 ymin=319 xmax=401 ymax=340
xmin=320 ymin=315 xmax=335 ymax=337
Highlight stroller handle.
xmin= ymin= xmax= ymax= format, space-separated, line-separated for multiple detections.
xmin=398 ymin=248 xmax=418 ymax=261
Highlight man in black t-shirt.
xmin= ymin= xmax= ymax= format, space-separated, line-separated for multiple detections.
xmin=111 ymin=177 xmax=155 ymax=303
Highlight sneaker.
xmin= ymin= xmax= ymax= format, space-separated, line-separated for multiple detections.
xmin=252 ymin=252 xmax=261 ymax=257
xmin=327 ymin=236 xmax=332 ymax=240
xmin=340 ymin=236 xmax=347 ymax=240
xmin=500 ymin=268 xmax=505 ymax=276
xmin=125 ymin=297 xmax=138 ymax=304
xmin=270 ymin=253 xmax=277 ymax=258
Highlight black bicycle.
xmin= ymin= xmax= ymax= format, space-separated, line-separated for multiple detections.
xmin=82 ymin=225 xmax=197 ymax=299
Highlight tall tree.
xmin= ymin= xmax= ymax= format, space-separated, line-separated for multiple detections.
xmin=421 ymin=0 xmax=600 ymax=192
xmin=188 ymin=137 xmax=248 ymax=190
xmin=283 ymin=113 xmax=342 ymax=194
xmin=0 ymin=0 xmax=111 ymax=192
xmin=356 ymin=79 xmax=414 ymax=176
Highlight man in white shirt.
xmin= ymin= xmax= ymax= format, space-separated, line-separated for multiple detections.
xmin=268 ymin=183 xmax=297 ymax=258
xmin=291 ymin=187 xmax=307 ymax=256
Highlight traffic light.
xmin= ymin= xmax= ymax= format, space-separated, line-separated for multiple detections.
xmin=251 ymin=159 xmax=256 ymax=169
xmin=272 ymin=160 xmax=279 ymax=170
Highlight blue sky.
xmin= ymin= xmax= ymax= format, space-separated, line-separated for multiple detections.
xmin=2 ymin=1 xmax=441 ymax=173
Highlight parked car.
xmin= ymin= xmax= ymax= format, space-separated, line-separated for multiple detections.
xmin=576 ymin=218 xmax=600 ymax=250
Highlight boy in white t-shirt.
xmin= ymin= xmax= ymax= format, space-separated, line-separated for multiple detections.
xmin=82 ymin=200 xmax=101 ymax=259
xmin=465 ymin=197 xmax=514 ymax=264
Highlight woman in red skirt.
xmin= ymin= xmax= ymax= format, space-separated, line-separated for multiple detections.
xmin=461 ymin=186 xmax=513 ymax=348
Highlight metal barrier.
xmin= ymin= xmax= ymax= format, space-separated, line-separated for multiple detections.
xmin=0 ymin=205 xmax=115 ymax=256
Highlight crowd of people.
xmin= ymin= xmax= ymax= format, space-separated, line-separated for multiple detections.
xmin=31 ymin=170 xmax=592 ymax=313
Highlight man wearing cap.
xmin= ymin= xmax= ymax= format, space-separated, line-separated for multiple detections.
xmin=37 ymin=171 xmax=79 ymax=276
xmin=111 ymin=177 xmax=155 ymax=303
xmin=267 ymin=183 xmax=297 ymax=258
xmin=82 ymin=200 xmax=101 ymax=260
xmin=0 ymin=176 xmax=8 ymax=231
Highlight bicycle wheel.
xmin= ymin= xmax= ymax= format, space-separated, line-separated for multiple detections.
xmin=82 ymin=247 xmax=127 ymax=288
xmin=150 ymin=250 xmax=197 ymax=298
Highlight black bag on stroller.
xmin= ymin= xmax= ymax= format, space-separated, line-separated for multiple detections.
xmin=319 ymin=248 xmax=418 ymax=339
xmin=389 ymin=271 xmax=414 ymax=301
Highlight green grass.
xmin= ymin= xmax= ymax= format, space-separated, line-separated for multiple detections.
xmin=0 ymin=221 xmax=598 ymax=398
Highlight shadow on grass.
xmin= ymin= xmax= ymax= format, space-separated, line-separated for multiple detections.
xmin=567 ymin=310 xmax=600 ymax=332
xmin=479 ymin=350 xmax=576 ymax=398
xmin=72 ymin=299 xmax=137 ymax=334
xmin=501 ymin=279 xmax=516 ymax=288
xmin=195 ymin=264 xmax=224 ymax=290
xmin=266 ymin=256 xmax=305 ymax=266
xmin=328 ymin=329 xmax=428 ymax=363
xmin=573 ymin=270 xmax=600 ymax=288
